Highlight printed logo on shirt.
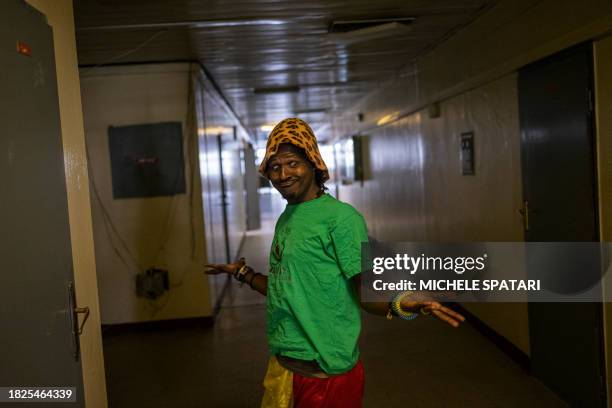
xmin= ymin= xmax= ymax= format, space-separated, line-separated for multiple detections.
xmin=269 ymin=264 xmax=291 ymax=283
xmin=273 ymin=242 xmax=283 ymax=262
xmin=272 ymin=226 xmax=291 ymax=262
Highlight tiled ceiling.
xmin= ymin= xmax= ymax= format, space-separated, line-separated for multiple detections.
xmin=74 ymin=0 xmax=494 ymax=140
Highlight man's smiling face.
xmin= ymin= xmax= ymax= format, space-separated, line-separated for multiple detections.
xmin=266 ymin=143 xmax=318 ymax=204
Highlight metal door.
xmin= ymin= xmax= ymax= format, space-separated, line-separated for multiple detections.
xmin=518 ymin=43 xmax=605 ymax=406
xmin=0 ymin=0 xmax=85 ymax=405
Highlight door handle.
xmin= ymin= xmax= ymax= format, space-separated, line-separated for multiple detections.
xmin=75 ymin=307 xmax=90 ymax=335
xmin=67 ymin=282 xmax=89 ymax=361
xmin=517 ymin=200 xmax=536 ymax=232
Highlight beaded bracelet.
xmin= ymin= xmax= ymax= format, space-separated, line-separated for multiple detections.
xmin=389 ymin=291 xmax=418 ymax=321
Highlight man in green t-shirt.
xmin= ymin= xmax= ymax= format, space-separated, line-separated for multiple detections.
xmin=206 ymin=118 xmax=464 ymax=407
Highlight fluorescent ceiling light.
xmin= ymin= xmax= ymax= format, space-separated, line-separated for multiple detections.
xmin=198 ymin=126 xmax=232 ymax=135
xmin=294 ymin=108 xmax=329 ymax=115
xmin=191 ymin=20 xmax=286 ymax=28
xmin=329 ymin=17 xmax=416 ymax=33
xmin=78 ymin=19 xmax=286 ymax=31
xmin=376 ymin=112 xmax=400 ymax=126
xmin=260 ymin=125 xmax=276 ymax=132
xmin=253 ymin=85 xmax=301 ymax=94
xmin=328 ymin=20 xmax=414 ymax=45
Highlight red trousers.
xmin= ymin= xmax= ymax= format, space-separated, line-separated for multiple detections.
xmin=292 ymin=361 xmax=365 ymax=408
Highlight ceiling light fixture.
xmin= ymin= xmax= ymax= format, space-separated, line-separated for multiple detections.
xmin=293 ymin=108 xmax=330 ymax=115
xmin=253 ymin=85 xmax=301 ymax=94
xmin=328 ymin=17 xmax=415 ymax=45
xmin=77 ymin=19 xmax=287 ymax=31
xmin=198 ymin=126 xmax=232 ymax=135
xmin=376 ymin=112 xmax=401 ymax=126
xmin=329 ymin=17 xmax=416 ymax=33
xmin=260 ymin=125 xmax=276 ymax=132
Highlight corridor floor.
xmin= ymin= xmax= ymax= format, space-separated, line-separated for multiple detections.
xmin=103 ymin=193 xmax=567 ymax=408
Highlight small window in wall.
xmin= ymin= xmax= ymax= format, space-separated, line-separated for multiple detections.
xmin=108 ymin=122 xmax=186 ymax=198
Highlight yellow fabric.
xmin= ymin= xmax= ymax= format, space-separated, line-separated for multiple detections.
xmin=261 ymin=356 xmax=293 ymax=408
xmin=258 ymin=118 xmax=329 ymax=183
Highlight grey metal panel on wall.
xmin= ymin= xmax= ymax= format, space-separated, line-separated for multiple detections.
xmin=108 ymin=122 xmax=186 ymax=198
xmin=0 ymin=0 xmax=84 ymax=405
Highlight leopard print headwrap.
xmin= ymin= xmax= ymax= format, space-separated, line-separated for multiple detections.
xmin=258 ymin=118 xmax=329 ymax=183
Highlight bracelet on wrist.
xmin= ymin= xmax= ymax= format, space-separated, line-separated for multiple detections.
xmin=234 ymin=265 xmax=252 ymax=283
xmin=388 ymin=291 xmax=418 ymax=321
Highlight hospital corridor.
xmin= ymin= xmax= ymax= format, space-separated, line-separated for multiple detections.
xmin=2 ymin=0 xmax=612 ymax=407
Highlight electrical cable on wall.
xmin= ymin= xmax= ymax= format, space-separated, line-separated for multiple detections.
xmin=85 ymin=145 xmax=144 ymax=279
xmin=81 ymin=29 xmax=168 ymax=75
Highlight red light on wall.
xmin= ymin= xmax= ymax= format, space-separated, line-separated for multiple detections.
xmin=16 ymin=41 xmax=32 ymax=56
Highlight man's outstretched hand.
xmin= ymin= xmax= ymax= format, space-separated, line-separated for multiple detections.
xmin=401 ymin=298 xmax=466 ymax=328
xmin=204 ymin=257 xmax=245 ymax=276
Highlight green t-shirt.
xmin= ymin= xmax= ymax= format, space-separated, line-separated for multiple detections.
xmin=266 ymin=193 xmax=369 ymax=374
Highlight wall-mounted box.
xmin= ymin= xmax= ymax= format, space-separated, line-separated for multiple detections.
xmin=460 ymin=131 xmax=475 ymax=175
xmin=353 ymin=134 xmax=371 ymax=183
xmin=108 ymin=122 xmax=186 ymax=198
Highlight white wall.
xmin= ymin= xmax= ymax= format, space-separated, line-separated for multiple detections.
xmin=336 ymin=74 xmax=529 ymax=352
xmin=81 ymin=63 xmax=212 ymax=324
